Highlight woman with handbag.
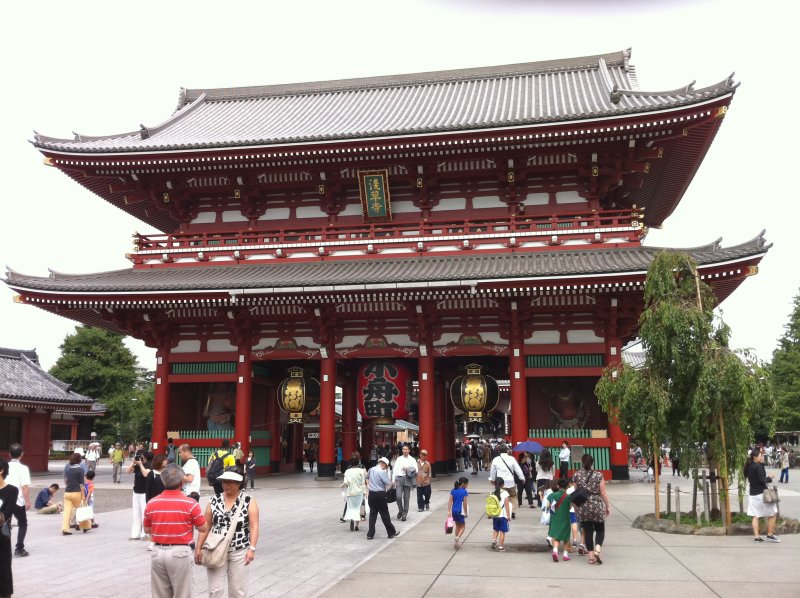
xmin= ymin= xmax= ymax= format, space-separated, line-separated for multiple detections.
xmin=745 ymin=448 xmax=780 ymax=543
xmin=0 ymin=457 xmax=19 ymax=598
xmin=572 ymin=453 xmax=611 ymax=564
xmin=195 ymin=469 xmax=260 ymax=597
xmin=61 ymin=452 xmax=85 ymax=536
xmin=342 ymin=454 xmax=367 ymax=532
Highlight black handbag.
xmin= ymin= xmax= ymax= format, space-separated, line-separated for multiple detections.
xmin=571 ymin=471 xmax=596 ymax=507
xmin=386 ymin=487 xmax=397 ymax=503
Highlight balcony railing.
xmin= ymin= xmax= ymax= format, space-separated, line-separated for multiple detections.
xmin=129 ymin=208 xmax=644 ymax=265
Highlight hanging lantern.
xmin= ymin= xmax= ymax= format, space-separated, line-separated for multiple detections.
xmin=450 ymin=363 xmax=499 ymax=422
xmin=357 ymin=360 xmax=411 ymax=425
xmin=277 ymin=366 xmax=320 ymax=424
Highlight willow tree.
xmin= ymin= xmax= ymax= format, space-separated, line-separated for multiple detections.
xmin=596 ymin=250 xmax=773 ymax=524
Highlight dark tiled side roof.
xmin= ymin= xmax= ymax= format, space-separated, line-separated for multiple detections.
xmin=4 ymin=234 xmax=769 ymax=294
xmin=32 ymin=49 xmax=737 ymax=153
xmin=0 ymin=350 xmax=93 ymax=405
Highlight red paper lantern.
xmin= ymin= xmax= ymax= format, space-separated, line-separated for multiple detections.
xmin=357 ymin=360 xmax=411 ymax=425
xmin=277 ymin=366 xmax=321 ymax=424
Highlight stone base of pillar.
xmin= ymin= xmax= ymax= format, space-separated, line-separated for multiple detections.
xmin=269 ymin=460 xmax=280 ymax=474
xmin=316 ymin=462 xmax=337 ymax=479
xmin=432 ymin=461 xmax=449 ymax=476
xmin=446 ymin=459 xmax=458 ymax=474
xmin=610 ymin=464 xmax=629 ymax=481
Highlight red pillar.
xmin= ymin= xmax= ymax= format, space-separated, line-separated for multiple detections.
xmin=509 ymin=337 xmax=528 ymax=447
xmin=606 ymin=297 xmax=628 ymax=479
xmin=418 ymin=351 xmax=435 ymax=466
xmin=235 ymin=350 xmax=253 ymax=457
xmin=341 ymin=374 xmax=357 ymax=460
xmin=318 ymin=351 xmax=337 ymax=478
xmin=151 ymin=348 xmax=170 ymax=454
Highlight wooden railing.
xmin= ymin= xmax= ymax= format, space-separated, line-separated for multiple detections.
xmin=130 ymin=208 xmax=644 ymax=264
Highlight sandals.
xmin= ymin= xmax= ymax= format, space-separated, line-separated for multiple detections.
xmin=594 ymin=551 xmax=603 ymax=564
xmin=578 ymin=544 xmax=588 ymax=555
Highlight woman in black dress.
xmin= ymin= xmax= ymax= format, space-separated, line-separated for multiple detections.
xmin=0 ymin=456 xmax=20 ymax=598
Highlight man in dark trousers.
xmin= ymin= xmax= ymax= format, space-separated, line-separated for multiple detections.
xmin=366 ymin=457 xmax=398 ymax=540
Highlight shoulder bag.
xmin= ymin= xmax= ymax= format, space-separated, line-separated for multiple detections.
xmin=201 ymin=500 xmax=243 ymax=568
xmin=762 ymin=486 xmax=779 ymax=504
xmin=501 ymin=455 xmax=524 ymax=485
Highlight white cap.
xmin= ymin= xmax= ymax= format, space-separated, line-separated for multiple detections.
xmin=378 ymin=457 xmax=390 ymax=466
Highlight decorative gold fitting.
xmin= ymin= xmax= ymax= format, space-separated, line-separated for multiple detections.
xmin=591 ymin=166 xmax=599 ymax=177
xmin=416 ymin=177 xmax=423 ymax=188
xmin=644 ymin=163 xmax=650 ymax=174
xmin=318 ymin=184 xmax=325 ymax=194
xmin=43 ymin=156 xmax=54 ymax=166
xmin=715 ymin=106 xmax=728 ymax=118
xmin=682 ymin=128 xmax=689 ymax=136
xmin=657 ymin=147 xmax=664 ymax=158
xmin=507 ymin=171 xmax=515 ymax=183
xmin=13 ymin=295 xmax=24 ymax=304
xmin=746 ymin=265 xmax=759 ymax=277
xmin=162 ymin=192 xmax=170 ymax=203
xmin=234 ymin=189 xmax=241 ymax=199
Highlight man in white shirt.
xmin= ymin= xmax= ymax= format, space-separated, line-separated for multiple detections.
xmin=179 ymin=443 xmax=201 ymax=501
xmin=488 ymin=444 xmax=525 ymax=520
xmin=85 ymin=443 xmax=100 ymax=471
xmin=392 ymin=444 xmax=417 ymax=521
xmin=7 ymin=443 xmax=31 ymax=557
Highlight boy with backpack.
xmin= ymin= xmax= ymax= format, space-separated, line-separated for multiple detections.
xmin=487 ymin=478 xmax=511 ymax=551
xmin=206 ymin=439 xmax=237 ymax=494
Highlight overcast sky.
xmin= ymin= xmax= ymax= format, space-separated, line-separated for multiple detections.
xmin=2 ymin=0 xmax=798 ymax=370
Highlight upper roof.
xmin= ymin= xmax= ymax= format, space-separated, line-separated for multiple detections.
xmin=0 ymin=347 xmax=94 ymax=407
xmin=5 ymin=233 xmax=769 ymax=296
xmin=32 ymin=49 xmax=737 ymax=154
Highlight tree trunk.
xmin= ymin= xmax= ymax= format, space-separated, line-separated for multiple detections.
xmin=718 ymin=406 xmax=732 ymax=531
xmin=653 ymin=440 xmax=661 ymax=518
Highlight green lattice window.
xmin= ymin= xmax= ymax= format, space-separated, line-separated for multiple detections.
xmin=170 ymin=362 xmax=236 ymax=375
xmin=526 ymin=354 xmax=604 ymax=368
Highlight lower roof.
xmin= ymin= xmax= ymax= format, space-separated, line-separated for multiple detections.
xmin=5 ymin=234 xmax=770 ymax=296
xmin=0 ymin=348 xmax=94 ymax=408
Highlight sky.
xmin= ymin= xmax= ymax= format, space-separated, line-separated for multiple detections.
xmin=2 ymin=0 xmax=798 ymax=371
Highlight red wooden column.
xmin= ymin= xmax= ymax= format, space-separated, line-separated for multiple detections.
xmin=606 ymin=297 xmax=629 ymax=480
xmin=235 ymin=349 xmax=253 ymax=457
xmin=341 ymin=373 xmax=357 ymax=460
xmin=418 ymin=349 xmax=436 ymax=468
xmin=318 ymin=347 xmax=337 ymax=478
xmin=509 ymin=335 xmax=528 ymax=447
xmin=152 ymin=347 xmax=170 ymax=454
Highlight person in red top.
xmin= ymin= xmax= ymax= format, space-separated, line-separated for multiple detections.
xmin=144 ymin=463 xmax=208 ymax=598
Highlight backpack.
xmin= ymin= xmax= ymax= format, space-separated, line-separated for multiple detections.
xmin=485 ymin=493 xmax=503 ymax=518
xmin=206 ymin=450 xmax=227 ymax=485
xmin=166 ymin=444 xmax=177 ymax=463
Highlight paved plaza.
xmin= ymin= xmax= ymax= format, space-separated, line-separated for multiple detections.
xmin=7 ymin=462 xmax=799 ymax=597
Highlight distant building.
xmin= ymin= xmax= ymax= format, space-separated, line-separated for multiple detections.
xmin=0 ymin=347 xmax=99 ymax=471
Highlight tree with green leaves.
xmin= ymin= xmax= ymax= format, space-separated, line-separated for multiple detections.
xmin=50 ymin=325 xmax=153 ymax=443
xmin=596 ymin=251 xmax=773 ymax=526
xmin=771 ymin=289 xmax=800 ymax=431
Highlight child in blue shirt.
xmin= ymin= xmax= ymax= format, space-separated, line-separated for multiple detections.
xmin=448 ymin=476 xmax=469 ymax=550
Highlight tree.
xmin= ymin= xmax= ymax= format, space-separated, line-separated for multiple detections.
xmin=771 ymin=290 xmax=800 ymax=431
xmin=596 ymin=251 xmax=773 ymax=525
xmin=50 ymin=325 xmax=152 ymax=443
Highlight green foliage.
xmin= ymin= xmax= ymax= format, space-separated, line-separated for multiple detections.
xmin=49 ymin=325 xmax=153 ymax=443
xmin=771 ymin=290 xmax=800 ymax=431
xmin=596 ymin=250 xmax=775 ymax=518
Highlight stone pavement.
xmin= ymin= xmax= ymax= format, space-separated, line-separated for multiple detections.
xmin=8 ymin=463 xmax=799 ymax=597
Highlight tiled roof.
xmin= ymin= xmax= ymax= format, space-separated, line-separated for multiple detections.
xmin=5 ymin=233 xmax=769 ymax=294
xmin=0 ymin=348 xmax=94 ymax=406
xmin=32 ymin=50 xmax=736 ymax=154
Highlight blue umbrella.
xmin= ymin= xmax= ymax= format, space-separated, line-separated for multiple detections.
xmin=512 ymin=441 xmax=544 ymax=453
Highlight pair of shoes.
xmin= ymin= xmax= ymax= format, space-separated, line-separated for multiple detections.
xmin=497 ymin=546 xmax=506 ymax=552
xmin=594 ymin=550 xmax=603 ymax=564
xmin=401 ymin=515 xmax=407 ymax=521
xmin=491 ymin=539 xmax=497 ymax=550
xmin=62 ymin=531 xmax=72 ymax=536
xmin=766 ymin=535 xmax=781 ymax=543
xmin=551 ymin=551 xmax=559 ymax=562
xmin=511 ymin=512 xmax=516 ymax=519
xmin=578 ymin=544 xmax=588 ymax=555
xmin=14 ymin=549 xmax=29 ymax=557
xmin=388 ymin=532 xmax=399 ymax=539
xmin=587 ymin=554 xmax=597 ymax=564
xmin=754 ymin=536 xmax=765 ymax=543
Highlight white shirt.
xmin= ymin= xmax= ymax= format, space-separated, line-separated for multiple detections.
xmin=182 ymin=457 xmax=201 ymax=494
xmin=85 ymin=449 xmax=100 ymax=463
xmin=489 ymin=454 xmax=524 ymax=488
xmin=559 ymin=447 xmax=571 ymax=463
xmin=393 ymin=454 xmax=417 ymax=481
xmin=7 ymin=459 xmax=31 ymax=507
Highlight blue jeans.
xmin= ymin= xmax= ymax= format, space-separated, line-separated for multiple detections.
xmin=780 ymin=468 xmax=789 ymax=483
